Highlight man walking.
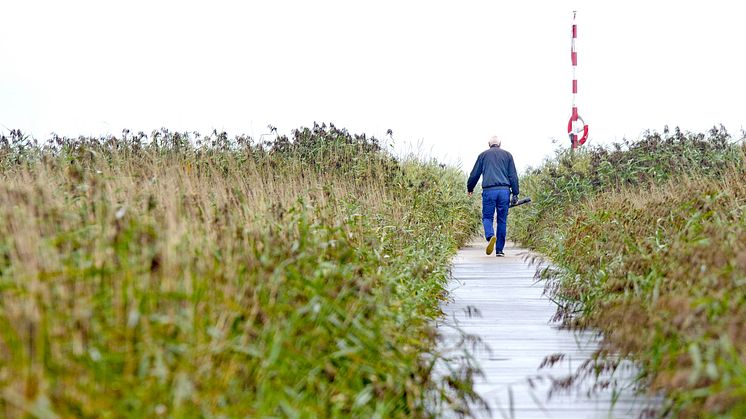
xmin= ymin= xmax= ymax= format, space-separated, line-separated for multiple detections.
xmin=467 ymin=136 xmax=520 ymax=257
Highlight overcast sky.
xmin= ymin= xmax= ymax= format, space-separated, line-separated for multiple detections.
xmin=1 ymin=1 xmax=744 ymax=171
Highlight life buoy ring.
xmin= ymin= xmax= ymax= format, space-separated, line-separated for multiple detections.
xmin=567 ymin=114 xmax=589 ymax=147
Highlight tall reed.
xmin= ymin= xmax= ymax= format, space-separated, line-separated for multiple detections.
xmin=512 ymin=127 xmax=746 ymax=416
xmin=0 ymin=124 xmax=481 ymax=417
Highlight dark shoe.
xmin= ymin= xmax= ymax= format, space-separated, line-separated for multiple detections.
xmin=486 ymin=236 xmax=496 ymax=255
xmin=496 ymin=251 xmax=505 ymax=257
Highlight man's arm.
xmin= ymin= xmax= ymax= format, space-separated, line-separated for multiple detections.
xmin=467 ymin=154 xmax=484 ymax=193
xmin=508 ymin=154 xmax=519 ymax=197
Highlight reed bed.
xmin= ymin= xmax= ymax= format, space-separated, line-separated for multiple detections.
xmin=512 ymin=126 xmax=746 ymax=416
xmin=0 ymin=124 xmax=480 ymax=417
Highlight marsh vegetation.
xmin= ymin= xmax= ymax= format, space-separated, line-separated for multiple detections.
xmin=513 ymin=127 xmax=746 ymax=416
xmin=0 ymin=125 xmax=481 ymax=417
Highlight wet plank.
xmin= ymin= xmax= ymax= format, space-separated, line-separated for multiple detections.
xmin=436 ymin=241 xmax=659 ymax=418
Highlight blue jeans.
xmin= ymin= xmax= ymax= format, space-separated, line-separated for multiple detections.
xmin=482 ymin=188 xmax=510 ymax=252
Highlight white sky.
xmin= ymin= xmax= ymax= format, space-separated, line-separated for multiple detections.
xmin=1 ymin=1 xmax=744 ymax=172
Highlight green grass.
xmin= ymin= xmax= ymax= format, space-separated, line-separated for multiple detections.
xmin=0 ymin=125 xmax=481 ymax=417
xmin=511 ymin=126 xmax=746 ymax=416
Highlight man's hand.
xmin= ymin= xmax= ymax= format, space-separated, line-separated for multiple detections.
xmin=511 ymin=195 xmax=518 ymax=206
xmin=468 ymin=192 xmax=473 ymax=197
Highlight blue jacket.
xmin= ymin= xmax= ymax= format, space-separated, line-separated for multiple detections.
xmin=467 ymin=146 xmax=519 ymax=195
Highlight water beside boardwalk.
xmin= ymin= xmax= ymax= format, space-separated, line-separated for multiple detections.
xmin=436 ymin=241 xmax=659 ymax=418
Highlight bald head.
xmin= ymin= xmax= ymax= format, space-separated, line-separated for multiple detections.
xmin=488 ymin=136 xmax=501 ymax=148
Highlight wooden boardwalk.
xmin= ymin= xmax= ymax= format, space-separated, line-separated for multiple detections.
xmin=437 ymin=241 xmax=657 ymax=418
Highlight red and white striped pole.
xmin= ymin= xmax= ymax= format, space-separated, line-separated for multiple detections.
xmin=568 ymin=11 xmax=589 ymax=148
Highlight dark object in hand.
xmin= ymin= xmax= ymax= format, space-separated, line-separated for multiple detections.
xmin=509 ymin=197 xmax=532 ymax=208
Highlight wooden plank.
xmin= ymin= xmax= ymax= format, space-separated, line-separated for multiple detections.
xmin=436 ymin=241 xmax=660 ymax=418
